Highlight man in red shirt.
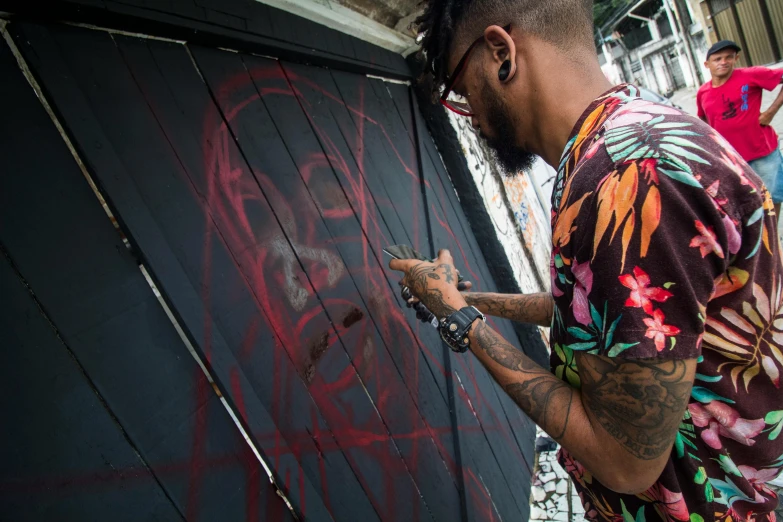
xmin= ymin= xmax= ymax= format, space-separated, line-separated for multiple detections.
xmin=697 ymin=40 xmax=783 ymax=213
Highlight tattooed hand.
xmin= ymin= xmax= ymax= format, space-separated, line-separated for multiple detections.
xmin=389 ymin=249 xmax=467 ymax=319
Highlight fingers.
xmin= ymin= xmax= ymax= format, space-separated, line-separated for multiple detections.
xmin=389 ymin=258 xmax=415 ymax=272
xmin=455 ymin=268 xmax=471 ymax=291
xmin=458 ymin=280 xmax=473 ymax=291
xmin=436 ymin=248 xmax=454 ymax=265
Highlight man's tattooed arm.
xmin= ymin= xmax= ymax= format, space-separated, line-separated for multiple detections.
xmin=466 ymin=321 xmax=695 ymax=494
xmin=578 ymin=353 xmax=692 ymax=461
xmin=463 ymin=292 xmax=553 ymax=327
xmin=471 ymin=321 xmax=573 ymax=438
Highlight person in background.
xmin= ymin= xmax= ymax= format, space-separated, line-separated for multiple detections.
xmin=390 ymin=1 xmax=783 ymax=520
xmin=697 ymin=40 xmax=783 ymax=215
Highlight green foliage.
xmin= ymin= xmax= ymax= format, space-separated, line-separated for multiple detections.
xmin=594 ymin=0 xmax=630 ymax=32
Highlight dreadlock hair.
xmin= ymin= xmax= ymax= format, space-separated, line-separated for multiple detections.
xmin=415 ymin=0 xmax=595 ymax=98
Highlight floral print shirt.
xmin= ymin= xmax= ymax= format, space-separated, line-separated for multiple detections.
xmin=550 ymin=84 xmax=783 ymax=521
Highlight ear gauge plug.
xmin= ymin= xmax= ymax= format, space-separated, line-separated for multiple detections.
xmin=498 ymin=59 xmax=511 ymax=81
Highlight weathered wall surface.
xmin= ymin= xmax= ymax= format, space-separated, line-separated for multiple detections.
xmin=446 ymin=112 xmax=551 ymax=296
xmin=0 ymin=9 xmax=539 ymax=520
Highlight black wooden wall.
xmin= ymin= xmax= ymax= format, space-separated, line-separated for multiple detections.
xmin=0 ymin=2 xmax=538 ymax=520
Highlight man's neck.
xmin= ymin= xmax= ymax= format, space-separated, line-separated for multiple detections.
xmin=711 ymin=71 xmax=733 ymax=87
xmin=529 ymin=68 xmax=613 ymax=168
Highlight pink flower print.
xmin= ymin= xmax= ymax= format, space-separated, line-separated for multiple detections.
xmin=738 ymin=466 xmax=779 ymax=503
xmin=690 ymin=220 xmax=725 ymax=258
xmin=722 ymin=215 xmax=742 ymax=255
xmin=560 ymin=449 xmax=589 ymax=486
xmin=585 ymin=135 xmax=605 ymax=160
xmin=718 ymin=148 xmax=754 ymax=187
xmin=612 ymin=101 xmax=681 ymax=127
xmin=619 ymin=266 xmax=673 ymax=315
xmin=571 ymin=259 xmax=593 ymax=325
xmin=643 ymin=309 xmax=681 ymax=351
xmin=577 ymin=492 xmax=599 ymax=520
xmin=689 ymin=402 xmax=765 ymax=449
xmin=643 ymin=482 xmax=691 ymax=521
xmin=705 ymin=180 xmax=729 ymax=209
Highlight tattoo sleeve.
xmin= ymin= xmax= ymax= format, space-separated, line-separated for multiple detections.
xmin=464 ymin=292 xmax=553 ymax=327
xmin=471 ymin=321 xmax=573 ymax=438
xmin=467 ymin=320 xmax=695 ymax=488
xmin=578 ymin=354 xmax=692 ymax=460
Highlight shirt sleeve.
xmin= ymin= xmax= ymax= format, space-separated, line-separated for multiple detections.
xmin=559 ymin=157 xmax=731 ymax=361
xmin=745 ymin=66 xmax=783 ymax=91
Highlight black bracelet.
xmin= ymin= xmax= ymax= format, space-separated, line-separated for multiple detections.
xmin=439 ymin=306 xmax=485 ymax=353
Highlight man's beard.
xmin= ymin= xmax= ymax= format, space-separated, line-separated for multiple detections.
xmin=480 ymin=84 xmax=535 ymax=177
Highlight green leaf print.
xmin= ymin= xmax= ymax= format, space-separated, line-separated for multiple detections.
xmin=567 ymin=326 xmax=593 ymax=340
xmin=705 ymin=481 xmax=714 ymax=503
xmin=694 ymin=466 xmax=707 ymax=484
xmin=690 ymin=515 xmax=704 ymax=522
xmin=566 ymin=341 xmax=597 ymax=351
xmin=554 ymin=344 xmax=581 ymax=389
xmin=590 ymin=302 xmax=603 ymax=331
xmin=709 ymin=477 xmax=752 ymax=506
xmin=674 ymin=432 xmax=685 ymax=458
xmin=608 ymin=342 xmax=639 ymax=357
xmin=605 ymin=314 xmax=622 ymax=350
xmin=620 ymin=500 xmax=646 ymax=522
xmin=695 ymin=373 xmax=722 ymax=383
xmin=658 ymin=167 xmax=702 ymax=187
xmin=691 ymin=386 xmax=735 ymax=404
xmin=765 ymin=410 xmax=783 ymax=440
xmin=715 ymin=454 xmax=742 ymax=476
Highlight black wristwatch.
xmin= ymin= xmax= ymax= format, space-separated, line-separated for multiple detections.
xmin=439 ymin=306 xmax=485 ymax=353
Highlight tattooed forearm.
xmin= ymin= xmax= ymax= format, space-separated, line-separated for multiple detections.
xmin=464 ymin=292 xmax=554 ymax=327
xmin=471 ymin=321 xmax=574 ymax=438
xmin=423 ymin=288 xmax=457 ymax=319
xmin=578 ymin=354 xmax=692 ymax=460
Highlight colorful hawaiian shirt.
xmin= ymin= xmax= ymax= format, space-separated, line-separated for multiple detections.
xmin=550 ymin=84 xmax=783 ymax=521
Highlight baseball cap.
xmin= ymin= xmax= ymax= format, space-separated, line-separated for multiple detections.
xmin=706 ymin=40 xmax=741 ymax=59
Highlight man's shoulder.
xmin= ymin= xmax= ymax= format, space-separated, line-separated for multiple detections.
xmin=697 ymin=81 xmax=711 ymax=95
xmin=733 ymin=66 xmax=771 ymax=81
xmin=569 ymin=97 xmax=763 ymax=207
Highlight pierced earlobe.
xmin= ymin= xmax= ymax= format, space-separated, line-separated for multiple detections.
xmin=498 ymin=60 xmax=512 ymax=82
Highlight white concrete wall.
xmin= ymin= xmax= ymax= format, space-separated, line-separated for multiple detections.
xmin=445 ymin=110 xmax=550 ymax=295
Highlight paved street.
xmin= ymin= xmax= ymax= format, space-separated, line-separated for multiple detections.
xmin=670 ymin=74 xmax=783 ymax=242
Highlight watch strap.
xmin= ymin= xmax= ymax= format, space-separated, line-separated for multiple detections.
xmin=439 ymin=306 xmax=485 ymax=353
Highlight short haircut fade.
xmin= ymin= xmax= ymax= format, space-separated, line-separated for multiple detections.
xmin=415 ymin=0 xmax=595 ymax=95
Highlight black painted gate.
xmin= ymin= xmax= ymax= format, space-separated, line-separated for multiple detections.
xmin=0 ymin=19 xmax=535 ymax=522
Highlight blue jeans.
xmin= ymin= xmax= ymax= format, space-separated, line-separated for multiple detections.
xmin=749 ymin=147 xmax=783 ymax=204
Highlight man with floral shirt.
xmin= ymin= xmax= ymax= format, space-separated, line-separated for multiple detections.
xmin=390 ymin=0 xmax=783 ymax=520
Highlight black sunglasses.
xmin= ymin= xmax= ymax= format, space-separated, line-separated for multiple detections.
xmin=440 ymin=25 xmax=512 ymax=117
